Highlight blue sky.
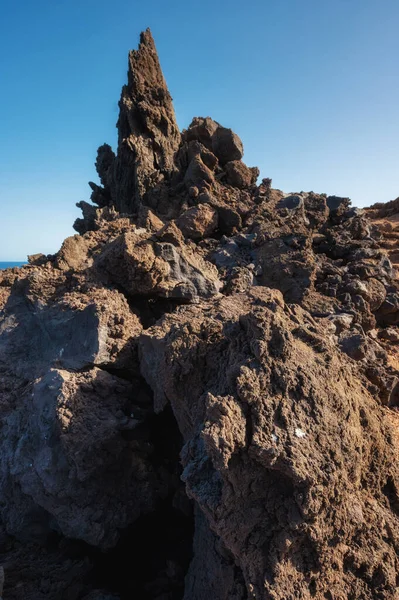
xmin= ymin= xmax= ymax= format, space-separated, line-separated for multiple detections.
xmin=1 ymin=0 xmax=398 ymax=260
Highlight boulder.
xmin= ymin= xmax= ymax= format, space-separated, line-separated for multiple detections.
xmin=211 ymin=126 xmax=243 ymax=165
xmin=224 ymin=160 xmax=256 ymax=189
xmin=156 ymin=220 xmax=185 ymax=246
xmin=137 ymin=205 xmax=165 ymax=232
xmin=184 ymin=155 xmax=215 ymax=189
xmin=0 ymin=280 xmax=142 ymax=379
xmin=55 ymin=234 xmax=92 ymax=271
xmin=278 ymin=194 xmax=304 ymax=210
xmin=328 ymin=312 xmax=354 ymax=333
xmin=378 ymin=327 xmax=399 ymax=344
xmin=339 ymin=331 xmax=368 ymax=360
xmin=327 ymin=195 xmax=351 ymax=217
xmin=1 ymin=367 xmax=166 ymax=548
xmin=96 ymin=231 xmax=222 ymax=301
xmin=182 ymin=117 xmax=219 ymax=150
xmin=177 ymin=205 xmax=218 ymax=240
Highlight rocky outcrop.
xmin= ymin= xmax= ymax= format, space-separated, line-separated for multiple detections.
xmin=2 ymin=27 xmax=399 ymax=600
xmin=366 ymin=199 xmax=399 ymax=272
xmin=140 ymin=288 xmax=399 ymax=599
xmin=76 ymin=28 xmax=180 ymax=224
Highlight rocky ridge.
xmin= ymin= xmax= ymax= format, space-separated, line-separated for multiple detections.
xmin=1 ymin=28 xmax=399 ymax=599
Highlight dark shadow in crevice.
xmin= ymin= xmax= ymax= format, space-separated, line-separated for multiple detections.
xmin=61 ymin=405 xmax=194 ymax=599
xmin=383 ymin=476 xmax=399 ymax=516
xmin=108 ymin=283 xmax=192 ymax=330
xmin=89 ymin=500 xmax=194 ymax=599
xmin=129 ymin=294 xmax=189 ymax=329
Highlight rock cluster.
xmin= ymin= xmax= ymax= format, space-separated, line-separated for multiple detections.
xmin=1 ymin=28 xmax=399 ymax=600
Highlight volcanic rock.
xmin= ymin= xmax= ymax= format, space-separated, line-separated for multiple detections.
xmin=96 ymin=230 xmax=221 ymax=301
xmin=182 ymin=117 xmax=219 ymax=149
xmin=211 ymin=126 xmax=244 ymax=165
xmin=176 ymin=205 xmax=218 ymax=240
xmin=140 ymin=288 xmax=399 ymax=598
xmin=74 ymin=28 xmax=180 ymax=226
xmin=224 ymin=160 xmax=257 ymax=189
xmin=2 ymin=26 xmax=399 ymax=600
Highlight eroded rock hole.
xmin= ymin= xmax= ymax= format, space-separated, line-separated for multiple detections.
xmin=129 ymin=295 xmax=192 ymax=329
xmin=382 ymin=476 xmax=399 ymax=516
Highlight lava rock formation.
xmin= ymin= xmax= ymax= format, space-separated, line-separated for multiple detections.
xmin=1 ymin=28 xmax=399 ymax=600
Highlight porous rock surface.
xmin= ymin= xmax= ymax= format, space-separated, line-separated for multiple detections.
xmin=1 ymin=28 xmax=399 ymax=600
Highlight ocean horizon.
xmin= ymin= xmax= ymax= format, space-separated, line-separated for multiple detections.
xmin=0 ymin=261 xmax=26 ymax=270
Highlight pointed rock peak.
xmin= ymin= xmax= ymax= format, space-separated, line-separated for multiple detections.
xmin=76 ymin=28 xmax=255 ymax=236
xmin=139 ymin=27 xmax=155 ymax=46
xmin=76 ymin=28 xmax=181 ymax=225
xmin=118 ymin=27 xmax=180 ymax=174
xmin=127 ymin=28 xmax=167 ymax=94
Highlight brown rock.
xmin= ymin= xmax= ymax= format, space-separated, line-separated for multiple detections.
xmin=116 ymin=29 xmax=180 ymax=208
xmin=224 ymin=160 xmax=255 ymax=189
xmin=184 ymin=155 xmax=215 ymax=189
xmin=55 ymin=234 xmax=92 ymax=271
xmin=137 ymin=205 xmax=165 ymax=232
xmin=177 ymin=205 xmax=218 ymax=240
xmin=339 ymin=331 xmax=368 ymax=360
xmin=95 ymin=143 xmax=116 ymax=188
xmin=27 ymin=253 xmax=47 ymax=265
xmin=378 ymin=327 xmax=399 ymax=343
xmin=88 ymin=180 xmax=111 ymax=208
xmin=211 ymin=126 xmax=244 ymax=165
xmin=188 ymin=186 xmax=199 ymax=199
xmin=96 ymin=230 xmax=221 ymax=301
xmin=76 ymin=29 xmax=180 ymax=220
xmin=328 ymin=312 xmax=354 ymax=333
xmin=140 ymin=288 xmax=399 ymax=599
xmin=365 ymin=277 xmax=387 ymax=311
xmin=156 ymin=220 xmax=185 ymax=245
xmin=74 ymin=200 xmax=100 ymax=234
xmin=186 ymin=140 xmax=218 ymax=171
xmin=182 ymin=117 xmax=219 ymax=150
xmin=304 ymin=192 xmax=330 ymax=228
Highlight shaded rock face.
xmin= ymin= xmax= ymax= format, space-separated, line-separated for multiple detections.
xmin=3 ymin=367 xmax=158 ymax=548
xmin=2 ymin=27 xmax=399 ymax=600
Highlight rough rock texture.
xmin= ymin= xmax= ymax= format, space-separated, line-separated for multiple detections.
xmin=75 ymin=28 xmax=180 ymax=226
xmin=2 ymin=28 xmax=399 ymax=600
xmin=140 ymin=288 xmax=399 ymax=599
xmin=95 ymin=229 xmax=221 ymax=302
xmin=176 ymin=205 xmax=218 ymax=240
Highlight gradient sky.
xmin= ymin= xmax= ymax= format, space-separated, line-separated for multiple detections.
xmin=1 ymin=0 xmax=398 ymax=260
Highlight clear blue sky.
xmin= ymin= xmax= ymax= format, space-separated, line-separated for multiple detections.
xmin=1 ymin=0 xmax=398 ymax=260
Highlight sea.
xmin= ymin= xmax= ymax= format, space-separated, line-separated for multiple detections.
xmin=0 ymin=262 xmax=26 ymax=270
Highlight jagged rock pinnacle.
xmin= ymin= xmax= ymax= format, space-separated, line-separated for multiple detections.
xmin=74 ymin=29 xmax=259 ymax=235
xmin=117 ymin=29 xmax=180 ymax=202
xmin=75 ymin=28 xmax=180 ymax=231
